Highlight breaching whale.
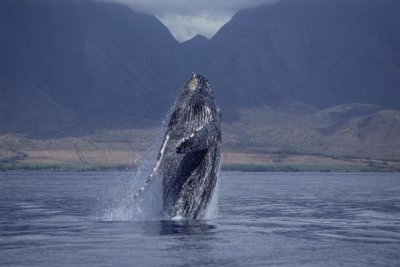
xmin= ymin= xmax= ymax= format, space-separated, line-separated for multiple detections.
xmin=133 ymin=73 xmax=221 ymax=219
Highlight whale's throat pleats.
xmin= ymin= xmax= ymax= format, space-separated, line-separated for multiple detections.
xmin=169 ymin=149 xmax=208 ymax=196
xmin=162 ymin=149 xmax=208 ymax=216
xmin=169 ymin=97 xmax=214 ymax=136
xmin=178 ymin=149 xmax=208 ymax=179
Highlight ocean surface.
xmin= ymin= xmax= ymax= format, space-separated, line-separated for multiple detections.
xmin=1 ymin=171 xmax=399 ymax=267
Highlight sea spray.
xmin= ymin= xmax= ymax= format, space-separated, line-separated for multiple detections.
xmin=204 ymin=179 xmax=219 ymax=219
xmin=100 ymin=122 xmax=169 ymax=221
xmin=99 ymin=103 xmax=180 ymax=221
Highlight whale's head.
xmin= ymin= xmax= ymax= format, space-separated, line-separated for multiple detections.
xmin=185 ymin=73 xmax=214 ymax=95
xmin=168 ymin=73 xmax=219 ymax=134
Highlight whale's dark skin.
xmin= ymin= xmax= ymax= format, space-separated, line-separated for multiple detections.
xmin=161 ymin=74 xmax=221 ymax=219
xmin=133 ymin=73 xmax=221 ymax=219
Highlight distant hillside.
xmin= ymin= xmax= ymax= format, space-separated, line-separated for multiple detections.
xmin=0 ymin=0 xmax=184 ymax=135
xmin=1 ymin=103 xmax=399 ymax=171
xmin=196 ymin=0 xmax=400 ymax=113
xmin=223 ymin=103 xmax=400 ymax=160
xmin=1 ymin=0 xmax=400 ymax=136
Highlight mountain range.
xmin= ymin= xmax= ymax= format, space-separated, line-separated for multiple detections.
xmin=1 ymin=0 xmax=400 ymax=136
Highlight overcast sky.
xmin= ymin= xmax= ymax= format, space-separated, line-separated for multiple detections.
xmin=108 ymin=0 xmax=279 ymax=42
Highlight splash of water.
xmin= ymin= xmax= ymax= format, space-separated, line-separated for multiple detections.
xmin=204 ymin=179 xmax=219 ymax=219
xmin=101 ymin=118 xmax=168 ymax=221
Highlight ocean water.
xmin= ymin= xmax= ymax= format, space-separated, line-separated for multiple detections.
xmin=0 ymin=171 xmax=399 ymax=266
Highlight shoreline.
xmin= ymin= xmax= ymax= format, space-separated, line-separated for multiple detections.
xmin=1 ymin=163 xmax=399 ymax=173
xmin=2 ymin=131 xmax=400 ymax=174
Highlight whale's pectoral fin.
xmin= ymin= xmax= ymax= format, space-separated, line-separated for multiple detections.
xmin=176 ymin=126 xmax=209 ymax=154
xmin=132 ymin=134 xmax=170 ymax=201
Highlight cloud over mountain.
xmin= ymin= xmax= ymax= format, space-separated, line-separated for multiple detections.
xmin=106 ymin=0 xmax=279 ymax=41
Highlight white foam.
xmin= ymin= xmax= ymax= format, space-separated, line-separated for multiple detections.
xmin=204 ymin=177 xmax=219 ymax=220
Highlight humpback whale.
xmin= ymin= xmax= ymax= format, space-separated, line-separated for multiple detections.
xmin=133 ymin=73 xmax=221 ymax=219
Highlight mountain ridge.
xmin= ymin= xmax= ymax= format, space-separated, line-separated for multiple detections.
xmin=198 ymin=0 xmax=400 ymax=111
xmin=1 ymin=0 xmax=400 ymax=136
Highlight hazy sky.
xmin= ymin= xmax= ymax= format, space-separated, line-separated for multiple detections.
xmin=108 ymin=0 xmax=278 ymax=42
